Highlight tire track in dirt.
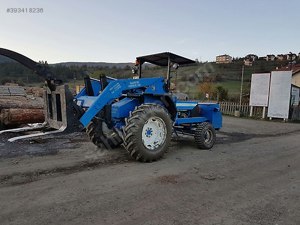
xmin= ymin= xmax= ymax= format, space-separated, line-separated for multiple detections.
xmin=0 ymin=152 xmax=130 ymax=187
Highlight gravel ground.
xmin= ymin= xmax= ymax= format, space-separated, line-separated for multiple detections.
xmin=0 ymin=116 xmax=299 ymax=225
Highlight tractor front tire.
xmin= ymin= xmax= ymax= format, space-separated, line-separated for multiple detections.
xmin=194 ymin=122 xmax=216 ymax=149
xmin=86 ymin=119 xmax=123 ymax=149
xmin=123 ymin=104 xmax=172 ymax=162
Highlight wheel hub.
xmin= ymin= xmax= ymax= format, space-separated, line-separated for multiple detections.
xmin=145 ymin=127 xmax=153 ymax=137
xmin=142 ymin=116 xmax=167 ymax=150
xmin=204 ymin=130 xmax=213 ymax=143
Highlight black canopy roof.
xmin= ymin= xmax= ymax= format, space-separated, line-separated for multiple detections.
xmin=136 ymin=52 xmax=195 ymax=66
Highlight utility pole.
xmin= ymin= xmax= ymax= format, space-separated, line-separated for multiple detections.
xmin=73 ymin=74 xmax=76 ymax=92
xmin=239 ymin=65 xmax=244 ymax=111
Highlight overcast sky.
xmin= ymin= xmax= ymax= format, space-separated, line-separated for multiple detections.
xmin=1 ymin=0 xmax=299 ymax=63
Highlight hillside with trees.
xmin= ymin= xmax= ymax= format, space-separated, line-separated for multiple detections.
xmin=0 ymin=55 xmax=297 ymax=101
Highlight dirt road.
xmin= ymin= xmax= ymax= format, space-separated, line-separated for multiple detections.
xmin=0 ymin=117 xmax=299 ymax=225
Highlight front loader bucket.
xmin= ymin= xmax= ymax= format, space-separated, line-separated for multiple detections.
xmin=44 ymin=85 xmax=68 ymax=130
xmin=44 ymin=84 xmax=82 ymax=132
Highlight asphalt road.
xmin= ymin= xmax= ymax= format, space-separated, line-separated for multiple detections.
xmin=0 ymin=116 xmax=300 ymax=225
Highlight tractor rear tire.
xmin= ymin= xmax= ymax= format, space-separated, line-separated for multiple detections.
xmin=194 ymin=122 xmax=216 ymax=149
xmin=86 ymin=119 xmax=123 ymax=149
xmin=123 ymin=104 xmax=172 ymax=162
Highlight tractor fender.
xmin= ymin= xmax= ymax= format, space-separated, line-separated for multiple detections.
xmin=143 ymin=94 xmax=177 ymax=120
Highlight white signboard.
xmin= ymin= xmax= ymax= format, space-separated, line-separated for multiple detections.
xmin=267 ymin=71 xmax=292 ymax=119
xmin=291 ymin=86 xmax=300 ymax=106
xmin=249 ymin=73 xmax=270 ymax=106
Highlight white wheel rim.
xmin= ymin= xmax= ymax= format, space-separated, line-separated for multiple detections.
xmin=142 ymin=116 xmax=167 ymax=150
xmin=204 ymin=130 xmax=213 ymax=144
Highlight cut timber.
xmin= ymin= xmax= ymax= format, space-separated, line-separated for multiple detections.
xmin=0 ymin=96 xmax=44 ymax=109
xmin=0 ymin=108 xmax=44 ymax=125
xmin=24 ymin=87 xmax=44 ymax=97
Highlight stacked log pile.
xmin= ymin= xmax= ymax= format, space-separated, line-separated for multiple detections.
xmin=0 ymin=86 xmax=45 ymax=127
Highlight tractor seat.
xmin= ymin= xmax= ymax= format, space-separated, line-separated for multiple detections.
xmin=190 ymin=105 xmax=201 ymax=117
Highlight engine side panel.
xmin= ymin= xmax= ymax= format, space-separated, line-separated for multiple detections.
xmin=111 ymin=98 xmax=139 ymax=119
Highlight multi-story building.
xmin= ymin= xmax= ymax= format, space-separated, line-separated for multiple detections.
xmin=276 ymin=53 xmax=298 ymax=61
xmin=244 ymin=59 xmax=253 ymax=66
xmin=216 ymin=54 xmax=232 ymax=64
xmin=245 ymin=54 xmax=258 ymax=61
xmin=266 ymin=54 xmax=276 ymax=61
xmin=277 ymin=54 xmax=287 ymax=61
xmin=287 ymin=53 xmax=297 ymax=61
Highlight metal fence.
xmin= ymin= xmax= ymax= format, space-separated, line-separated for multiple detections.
xmin=219 ymin=102 xmax=266 ymax=117
xmin=219 ymin=102 xmax=300 ymax=120
xmin=219 ymin=102 xmax=248 ymax=116
xmin=195 ymin=101 xmax=300 ymax=120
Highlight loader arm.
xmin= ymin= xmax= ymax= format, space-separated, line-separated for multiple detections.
xmin=79 ymin=77 xmax=166 ymax=127
xmin=0 ymin=48 xmax=57 ymax=90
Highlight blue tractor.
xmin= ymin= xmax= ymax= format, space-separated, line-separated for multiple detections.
xmin=75 ymin=52 xmax=222 ymax=162
xmin=0 ymin=49 xmax=222 ymax=162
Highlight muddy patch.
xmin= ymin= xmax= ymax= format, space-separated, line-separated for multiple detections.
xmin=0 ymin=132 xmax=88 ymax=158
